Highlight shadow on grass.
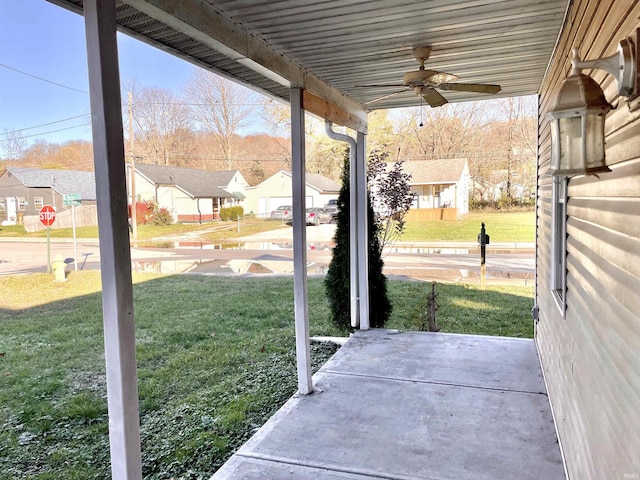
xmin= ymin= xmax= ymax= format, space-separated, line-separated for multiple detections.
xmin=0 ymin=273 xmax=533 ymax=479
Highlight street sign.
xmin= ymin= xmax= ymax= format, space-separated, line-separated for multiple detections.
xmin=39 ymin=205 xmax=56 ymax=227
xmin=63 ymin=193 xmax=82 ymax=206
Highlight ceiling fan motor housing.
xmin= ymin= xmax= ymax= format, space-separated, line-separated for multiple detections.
xmin=403 ymin=69 xmax=437 ymax=86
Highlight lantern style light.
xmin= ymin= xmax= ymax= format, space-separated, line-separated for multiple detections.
xmin=546 ymin=39 xmax=636 ymax=176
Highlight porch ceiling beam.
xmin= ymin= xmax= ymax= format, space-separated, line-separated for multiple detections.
xmin=124 ymin=0 xmax=368 ymax=133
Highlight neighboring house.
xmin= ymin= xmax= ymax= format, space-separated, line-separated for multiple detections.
xmin=401 ymin=159 xmax=470 ymax=220
xmin=243 ymin=170 xmax=340 ymax=217
xmin=471 ymin=178 xmax=500 ymax=201
xmin=494 ymin=181 xmax=529 ymax=200
xmin=473 ymin=179 xmax=530 ymax=201
xmin=0 ymin=167 xmax=96 ymax=226
xmin=134 ymin=164 xmax=249 ymax=222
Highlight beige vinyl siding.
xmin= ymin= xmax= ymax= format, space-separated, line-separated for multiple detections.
xmin=536 ymin=0 xmax=640 ymax=478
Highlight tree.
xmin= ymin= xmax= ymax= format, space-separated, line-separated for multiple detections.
xmin=185 ymin=70 xmax=255 ymax=170
xmin=129 ymin=85 xmax=195 ymax=166
xmin=325 ymin=149 xmax=392 ymax=331
xmin=1 ymin=128 xmax=27 ymax=161
xmin=258 ymin=98 xmax=292 ymax=168
xmin=367 ymin=148 xmax=414 ymax=249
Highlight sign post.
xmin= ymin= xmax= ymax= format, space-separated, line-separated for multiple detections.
xmin=39 ymin=205 xmax=56 ymax=273
xmin=64 ymin=194 xmax=82 ymax=271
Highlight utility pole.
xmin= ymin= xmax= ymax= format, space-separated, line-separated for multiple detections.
xmin=128 ymin=91 xmax=138 ymax=239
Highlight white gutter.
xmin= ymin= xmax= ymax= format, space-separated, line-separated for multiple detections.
xmin=325 ymin=121 xmax=359 ymax=328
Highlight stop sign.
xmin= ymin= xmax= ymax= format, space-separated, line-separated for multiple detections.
xmin=39 ymin=205 xmax=56 ymax=227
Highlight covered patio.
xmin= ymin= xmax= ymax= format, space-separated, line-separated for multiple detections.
xmin=40 ymin=0 xmax=579 ymax=478
xmin=214 ymin=329 xmax=564 ymax=479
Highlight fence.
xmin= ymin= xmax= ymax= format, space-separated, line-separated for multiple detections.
xmin=405 ymin=207 xmax=458 ymax=221
xmin=23 ymin=205 xmax=99 ymax=233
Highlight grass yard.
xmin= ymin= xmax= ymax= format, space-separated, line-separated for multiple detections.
xmin=0 ymin=210 xmax=534 ymax=243
xmin=402 ymin=211 xmax=535 ymax=243
xmin=0 ymin=217 xmax=286 ymax=242
xmin=0 ymin=272 xmax=533 ymax=479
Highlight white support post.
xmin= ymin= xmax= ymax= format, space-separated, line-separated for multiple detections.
xmin=349 ymin=134 xmax=359 ymax=329
xmin=356 ymin=131 xmax=370 ymax=330
xmin=290 ymin=88 xmax=313 ymax=395
xmin=83 ymin=1 xmax=143 ymax=479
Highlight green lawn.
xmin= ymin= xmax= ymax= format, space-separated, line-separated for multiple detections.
xmin=0 ymin=217 xmax=286 ymax=242
xmin=0 ymin=272 xmax=533 ymax=479
xmin=402 ymin=211 xmax=535 ymax=243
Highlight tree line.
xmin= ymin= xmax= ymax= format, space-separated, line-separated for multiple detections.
xmin=1 ymin=67 xmax=537 ymax=195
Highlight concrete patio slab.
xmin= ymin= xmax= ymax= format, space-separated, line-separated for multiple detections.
xmin=212 ymin=330 xmax=565 ymax=480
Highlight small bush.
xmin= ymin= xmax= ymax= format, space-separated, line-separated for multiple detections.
xmin=152 ymin=207 xmax=174 ymax=226
xmin=220 ymin=206 xmax=244 ymax=221
xmin=470 ymin=197 xmax=534 ymax=212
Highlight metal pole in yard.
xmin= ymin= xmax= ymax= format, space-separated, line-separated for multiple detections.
xmin=72 ymin=205 xmax=78 ymax=271
xmin=480 ymin=222 xmax=487 ymax=288
xmin=46 ymin=226 xmax=51 ymax=274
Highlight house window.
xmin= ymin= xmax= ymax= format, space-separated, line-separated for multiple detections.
xmin=551 ymin=176 xmax=568 ymax=316
xmin=34 ymin=197 xmax=44 ymax=210
xmin=0 ymin=198 xmax=5 ymax=212
xmin=18 ymin=197 xmax=27 ymax=211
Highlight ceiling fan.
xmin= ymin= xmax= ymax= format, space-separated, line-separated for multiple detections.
xmin=357 ymin=47 xmax=501 ymax=107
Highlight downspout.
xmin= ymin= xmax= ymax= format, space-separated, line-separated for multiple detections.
xmin=197 ymin=198 xmax=202 ymax=224
xmin=324 ymin=121 xmax=359 ymax=329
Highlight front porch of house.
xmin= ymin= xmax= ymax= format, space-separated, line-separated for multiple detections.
xmin=213 ymin=329 xmax=565 ymax=480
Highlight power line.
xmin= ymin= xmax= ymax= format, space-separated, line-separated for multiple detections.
xmin=2 ymin=114 xmax=91 ymax=135
xmin=0 ymin=122 xmax=92 ymax=142
xmin=0 ymin=63 xmax=88 ymax=94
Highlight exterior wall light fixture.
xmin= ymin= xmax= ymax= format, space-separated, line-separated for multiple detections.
xmin=546 ymin=35 xmax=638 ymax=176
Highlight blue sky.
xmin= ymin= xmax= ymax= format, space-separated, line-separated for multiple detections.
xmin=0 ymin=0 xmax=238 ymax=155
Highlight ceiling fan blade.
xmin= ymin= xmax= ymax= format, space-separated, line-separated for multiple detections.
xmin=355 ymin=84 xmax=406 ymax=88
xmin=423 ymin=89 xmax=448 ymax=108
xmin=365 ymin=88 xmax=411 ymax=105
xmin=437 ymin=83 xmax=502 ymax=94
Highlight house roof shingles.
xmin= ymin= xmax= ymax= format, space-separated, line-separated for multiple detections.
xmin=6 ymin=167 xmax=97 ymax=201
xmin=401 ymin=159 xmax=468 ymax=185
xmin=305 ymin=173 xmax=340 ymax=193
xmin=135 ymin=164 xmax=237 ymax=198
xmin=248 ymin=170 xmax=340 ymax=193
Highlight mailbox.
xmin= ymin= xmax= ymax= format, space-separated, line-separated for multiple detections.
xmin=478 ymin=223 xmax=490 ymax=246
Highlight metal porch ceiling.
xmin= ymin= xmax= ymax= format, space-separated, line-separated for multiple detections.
xmin=47 ymin=0 xmax=569 ymax=112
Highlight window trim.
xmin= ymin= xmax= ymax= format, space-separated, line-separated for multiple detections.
xmin=17 ymin=197 xmax=27 ymax=211
xmin=551 ymin=176 xmax=568 ymax=317
xmin=34 ymin=197 xmax=44 ymax=210
xmin=0 ymin=198 xmax=5 ymax=212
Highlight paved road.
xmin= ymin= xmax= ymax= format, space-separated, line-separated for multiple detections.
xmin=0 ymin=236 xmax=534 ymax=285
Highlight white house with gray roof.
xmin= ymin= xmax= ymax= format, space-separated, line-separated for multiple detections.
xmin=401 ymin=158 xmax=470 ymax=220
xmin=243 ymin=170 xmax=340 ymax=217
xmin=0 ymin=167 xmax=96 ymax=225
xmin=134 ymin=164 xmax=249 ymax=222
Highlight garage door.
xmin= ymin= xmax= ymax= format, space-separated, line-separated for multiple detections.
xmin=268 ymin=197 xmax=292 ymax=212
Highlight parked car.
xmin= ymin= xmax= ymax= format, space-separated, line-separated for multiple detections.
xmin=270 ymin=205 xmax=293 ymax=221
xmin=306 ymin=207 xmax=333 ymax=226
xmin=323 ymin=205 xmax=337 ymax=221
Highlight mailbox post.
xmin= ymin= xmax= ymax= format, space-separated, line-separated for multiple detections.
xmin=477 ymin=222 xmax=490 ymax=287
